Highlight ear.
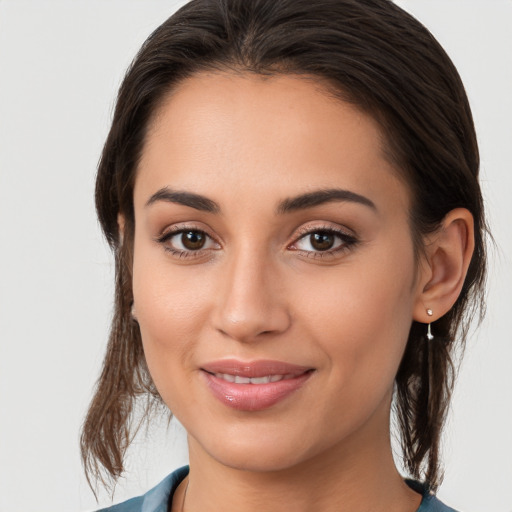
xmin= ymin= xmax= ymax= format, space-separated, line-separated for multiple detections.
xmin=413 ymin=208 xmax=475 ymax=323
xmin=117 ymin=213 xmax=126 ymax=244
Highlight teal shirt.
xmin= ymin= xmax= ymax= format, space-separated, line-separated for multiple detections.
xmin=97 ymin=466 xmax=458 ymax=512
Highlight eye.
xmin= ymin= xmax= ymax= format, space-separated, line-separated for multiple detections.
xmin=290 ymin=227 xmax=357 ymax=256
xmin=157 ymin=228 xmax=219 ymax=256
xmin=297 ymin=231 xmax=339 ymax=251
xmin=176 ymin=230 xmax=209 ymax=250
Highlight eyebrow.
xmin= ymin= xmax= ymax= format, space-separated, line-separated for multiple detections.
xmin=145 ymin=187 xmax=220 ymax=213
xmin=145 ymin=186 xmax=376 ymax=214
xmin=276 ymin=188 xmax=376 ymax=214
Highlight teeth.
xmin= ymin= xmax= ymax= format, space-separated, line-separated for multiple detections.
xmin=250 ymin=376 xmax=272 ymax=384
xmin=234 ymin=376 xmax=251 ymax=384
xmin=214 ymin=373 xmax=291 ymax=384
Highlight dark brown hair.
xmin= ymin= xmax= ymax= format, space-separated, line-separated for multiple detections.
xmin=82 ymin=0 xmax=487 ymax=493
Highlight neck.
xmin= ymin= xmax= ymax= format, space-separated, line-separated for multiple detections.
xmin=180 ymin=402 xmax=422 ymax=512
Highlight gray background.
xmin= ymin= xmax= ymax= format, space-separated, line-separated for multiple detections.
xmin=0 ymin=1 xmax=510 ymax=511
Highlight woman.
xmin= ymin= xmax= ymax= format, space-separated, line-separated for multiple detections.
xmin=81 ymin=0 xmax=487 ymax=510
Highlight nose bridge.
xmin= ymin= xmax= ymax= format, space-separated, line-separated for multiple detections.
xmin=213 ymin=243 xmax=290 ymax=342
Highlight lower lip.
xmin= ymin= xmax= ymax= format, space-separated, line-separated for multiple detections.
xmin=201 ymin=371 xmax=313 ymax=411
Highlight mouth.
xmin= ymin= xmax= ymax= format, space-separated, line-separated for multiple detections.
xmin=205 ymin=372 xmax=304 ymax=384
xmin=200 ymin=359 xmax=315 ymax=411
xmin=200 ymin=358 xmax=313 ymax=377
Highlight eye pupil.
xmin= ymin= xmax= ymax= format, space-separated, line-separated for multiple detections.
xmin=182 ymin=231 xmax=205 ymax=250
xmin=310 ymin=232 xmax=335 ymax=251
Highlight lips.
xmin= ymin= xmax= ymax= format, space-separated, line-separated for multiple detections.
xmin=200 ymin=359 xmax=314 ymax=411
xmin=210 ymin=373 xmax=298 ymax=384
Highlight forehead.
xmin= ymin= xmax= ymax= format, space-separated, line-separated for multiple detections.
xmin=145 ymin=71 xmax=385 ymax=163
xmin=136 ymin=71 xmax=410 ymax=215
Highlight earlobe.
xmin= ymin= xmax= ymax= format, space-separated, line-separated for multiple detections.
xmin=413 ymin=208 xmax=475 ymax=323
xmin=117 ymin=213 xmax=126 ymax=244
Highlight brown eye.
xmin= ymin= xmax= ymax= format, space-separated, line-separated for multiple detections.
xmin=181 ymin=230 xmax=206 ymax=250
xmin=158 ymin=228 xmax=219 ymax=255
xmin=292 ymin=227 xmax=356 ymax=256
xmin=309 ymin=232 xmax=335 ymax=251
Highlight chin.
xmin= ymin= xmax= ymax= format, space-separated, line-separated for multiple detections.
xmin=213 ymin=446 xmax=309 ymax=474
xmin=191 ymin=423 xmax=324 ymax=474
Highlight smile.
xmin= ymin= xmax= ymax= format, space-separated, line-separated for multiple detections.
xmin=200 ymin=359 xmax=314 ymax=411
xmin=210 ymin=373 xmax=300 ymax=384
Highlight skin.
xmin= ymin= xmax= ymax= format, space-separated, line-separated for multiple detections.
xmin=127 ymin=72 xmax=474 ymax=512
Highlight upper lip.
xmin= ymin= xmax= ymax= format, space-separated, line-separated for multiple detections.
xmin=200 ymin=359 xmax=313 ymax=378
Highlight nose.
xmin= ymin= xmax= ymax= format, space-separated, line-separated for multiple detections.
xmin=212 ymin=248 xmax=291 ymax=343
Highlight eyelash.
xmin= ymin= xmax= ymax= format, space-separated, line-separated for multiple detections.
xmin=156 ymin=225 xmax=219 ymax=259
xmin=289 ymin=225 xmax=358 ymax=259
xmin=155 ymin=224 xmax=358 ymax=260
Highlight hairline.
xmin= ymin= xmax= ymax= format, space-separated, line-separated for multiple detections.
xmin=135 ymin=65 xmax=427 ymax=263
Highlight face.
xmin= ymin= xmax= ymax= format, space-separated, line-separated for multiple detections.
xmin=131 ymin=72 xmax=424 ymax=473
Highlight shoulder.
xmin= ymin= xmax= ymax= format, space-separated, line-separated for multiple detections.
xmin=406 ymin=480 xmax=459 ymax=512
xmin=419 ymin=494 xmax=460 ymax=512
xmin=96 ymin=466 xmax=189 ymax=512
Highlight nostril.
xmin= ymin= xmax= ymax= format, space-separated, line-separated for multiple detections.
xmin=212 ymin=282 xmax=292 ymax=342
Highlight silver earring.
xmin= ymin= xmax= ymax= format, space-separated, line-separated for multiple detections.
xmin=426 ymin=308 xmax=433 ymax=340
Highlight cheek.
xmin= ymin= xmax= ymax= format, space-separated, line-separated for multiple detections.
xmin=132 ymin=229 xmax=214 ymax=336
xmin=299 ymin=249 xmax=416 ymax=392
xmin=130 ymin=242 xmax=213 ymax=403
